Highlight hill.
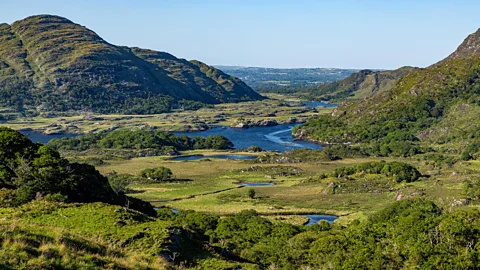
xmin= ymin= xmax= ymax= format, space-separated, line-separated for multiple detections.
xmin=305 ymin=66 xmax=416 ymax=101
xmin=0 ymin=15 xmax=263 ymax=114
xmin=295 ymin=28 xmax=480 ymax=154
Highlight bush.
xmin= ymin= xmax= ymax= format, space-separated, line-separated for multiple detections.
xmin=329 ymin=161 xmax=421 ymax=182
xmin=247 ymin=146 xmax=263 ymax=152
xmin=139 ymin=167 xmax=173 ymax=182
xmin=247 ymin=188 xmax=256 ymax=199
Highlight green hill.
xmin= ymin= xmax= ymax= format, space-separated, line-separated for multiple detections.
xmin=305 ymin=66 xmax=416 ymax=101
xmin=0 ymin=15 xmax=263 ymax=114
xmin=295 ymin=28 xmax=480 ymax=153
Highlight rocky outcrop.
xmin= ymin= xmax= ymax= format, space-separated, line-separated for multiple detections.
xmin=230 ymin=119 xmax=278 ymax=129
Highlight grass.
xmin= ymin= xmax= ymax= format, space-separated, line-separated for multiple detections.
xmin=0 ymin=202 xmax=170 ymax=269
xmin=91 ymin=152 xmax=467 ymax=225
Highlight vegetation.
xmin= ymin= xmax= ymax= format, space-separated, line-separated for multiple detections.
xmin=329 ymin=161 xmax=421 ymax=183
xmin=139 ymin=167 xmax=173 ymax=182
xmin=256 ymin=145 xmax=367 ymax=163
xmin=247 ymin=188 xmax=256 ymax=199
xmin=0 ymin=127 xmax=155 ymax=215
xmin=48 ymin=129 xmax=234 ymax=154
xmin=305 ymin=67 xmax=416 ymax=101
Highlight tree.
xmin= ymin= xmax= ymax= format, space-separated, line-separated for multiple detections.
xmin=139 ymin=167 xmax=173 ymax=182
xmin=247 ymin=188 xmax=256 ymax=199
xmin=107 ymin=171 xmax=131 ymax=195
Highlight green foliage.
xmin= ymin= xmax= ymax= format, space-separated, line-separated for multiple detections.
xmin=247 ymin=188 xmax=256 ymax=199
xmin=48 ymin=128 xmax=234 ymax=153
xmin=107 ymin=172 xmax=132 ymax=195
xmin=139 ymin=167 xmax=173 ymax=182
xmin=330 ymin=161 xmax=421 ymax=183
xmin=256 ymin=145 xmax=367 ymax=164
xmin=0 ymin=127 xmax=155 ymax=215
xmin=461 ymin=142 xmax=480 ymax=160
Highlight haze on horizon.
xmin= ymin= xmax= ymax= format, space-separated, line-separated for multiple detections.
xmin=2 ymin=0 xmax=479 ymax=70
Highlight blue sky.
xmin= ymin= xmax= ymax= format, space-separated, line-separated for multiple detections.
xmin=2 ymin=0 xmax=479 ymax=69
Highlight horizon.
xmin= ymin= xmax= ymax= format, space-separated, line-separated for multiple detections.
xmin=2 ymin=0 xmax=479 ymax=69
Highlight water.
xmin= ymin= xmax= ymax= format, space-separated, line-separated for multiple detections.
xmin=154 ymin=208 xmax=179 ymax=214
xmin=241 ymin=182 xmax=274 ymax=187
xmin=21 ymin=124 xmax=325 ymax=153
xmin=20 ymin=130 xmax=79 ymax=144
xmin=304 ymin=214 xmax=338 ymax=226
xmin=303 ymin=101 xmax=338 ymax=109
xmin=174 ymin=124 xmax=322 ymax=152
xmin=170 ymin=155 xmax=257 ymax=161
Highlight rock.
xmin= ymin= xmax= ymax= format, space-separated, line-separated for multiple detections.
xmin=322 ymin=182 xmax=337 ymax=195
xmin=287 ymin=117 xmax=297 ymax=124
xmin=256 ymin=119 xmax=278 ymax=127
xmin=231 ymin=121 xmax=251 ymax=129
xmin=451 ymin=199 xmax=470 ymax=207
xmin=394 ymin=190 xmax=425 ymax=201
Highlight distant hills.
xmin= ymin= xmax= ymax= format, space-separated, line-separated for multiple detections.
xmin=216 ymin=66 xmax=357 ymax=90
xmin=297 ymin=27 xmax=480 ymax=148
xmin=0 ymin=15 xmax=263 ymax=114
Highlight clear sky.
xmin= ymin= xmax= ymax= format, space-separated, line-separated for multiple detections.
xmin=1 ymin=0 xmax=479 ymax=69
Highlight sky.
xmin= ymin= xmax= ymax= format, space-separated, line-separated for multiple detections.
xmin=1 ymin=0 xmax=479 ymax=69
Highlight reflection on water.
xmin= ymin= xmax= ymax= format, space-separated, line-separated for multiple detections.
xmin=241 ymin=183 xmax=274 ymax=187
xmin=170 ymin=155 xmax=257 ymax=161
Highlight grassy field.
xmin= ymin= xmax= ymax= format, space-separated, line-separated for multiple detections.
xmin=91 ymin=151 xmax=470 ymax=225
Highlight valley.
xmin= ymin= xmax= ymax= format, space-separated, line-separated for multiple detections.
xmin=2 ymin=10 xmax=480 ymax=269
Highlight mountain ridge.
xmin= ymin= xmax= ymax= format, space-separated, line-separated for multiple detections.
xmin=0 ymin=15 xmax=263 ymax=114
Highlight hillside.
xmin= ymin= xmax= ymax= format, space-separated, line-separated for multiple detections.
xmin=295 ymin=28 xmax=480 ymax=153
xmin=306 ymin=66 xmax=416 ymax=101
xmin=0 ymin=15 xmax=262 ymax=114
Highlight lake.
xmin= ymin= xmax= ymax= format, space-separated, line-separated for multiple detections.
xmin=20 ymin=130 xmax=79 ymax=144
xmin=241 ymin=182 xmax=274 ymax=187
xmin=170 ymin=154 xmax=257 ymax=161
xmin=174 ymin=124 xmax=322 ymax=152
xmin=304 ymin=214 xmax=338 ymax=226
xmin=302 ymin=101 xmax=338 ymax=109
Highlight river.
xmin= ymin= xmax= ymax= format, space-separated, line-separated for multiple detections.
xmin=174 ymin=124 xmax=322 ymax=152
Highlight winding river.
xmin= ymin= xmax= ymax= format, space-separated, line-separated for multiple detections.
xmin=174 ymin=124 xmax=322 ymax=152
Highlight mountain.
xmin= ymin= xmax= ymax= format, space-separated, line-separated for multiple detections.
xmin=306 ymin=67 xmax=416 ymax=101
xmin=296 ymin=28 xmax=480 ymax=152
xmin=0 ymin=15 xmax=263 ymax=114
xmin=435 ymin=28 xmax=480 ymax=65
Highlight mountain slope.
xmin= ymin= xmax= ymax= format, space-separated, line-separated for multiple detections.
xmin=295 ymin=28 xmax=480 ymax=149
xmin=129 ymin=48 xmax=263 ymax=103
xmin=0 ymin=15 xmax=262 ymax=114
xmin=435 ymin=28 xmax=480 ymax=65
xmin=307 ymin=67 xmax=416 ymax=101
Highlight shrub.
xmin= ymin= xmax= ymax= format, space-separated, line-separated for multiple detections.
xmin=139 ymin=167 xmax=173 ymax=182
